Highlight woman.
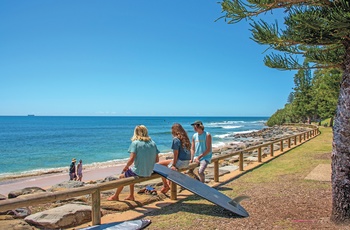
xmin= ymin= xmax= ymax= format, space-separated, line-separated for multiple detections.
xmin=77 ymin=159 xmax=83 ymax=181
xmin=158 ymin=123 xmax=191 ymax=193
xmin=108 ymin=125 xmax=160 ymax=201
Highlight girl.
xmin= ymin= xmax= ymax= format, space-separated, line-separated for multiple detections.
xmin=108 ymin=125 xmax=160 ymax=201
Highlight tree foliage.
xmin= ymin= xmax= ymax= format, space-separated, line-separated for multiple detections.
xmin=312 ymin=68 xmax=342 ymax=123
xmin=266 ymin=67 xmax=341 ymax=126
xmin=219 ymin=0 xmax=348 ymax=70
xmin=219 ymin=0 xmax=350 ymax=223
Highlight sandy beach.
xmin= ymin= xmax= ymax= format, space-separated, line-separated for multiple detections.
xmin=0 ymin=155 xmax=172 ymax=197
xmin=0 ymin=164 xmax=126 ymax=196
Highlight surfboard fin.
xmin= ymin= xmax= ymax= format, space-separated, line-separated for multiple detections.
xmin=229 ymin=195 xmax=250 ymax=206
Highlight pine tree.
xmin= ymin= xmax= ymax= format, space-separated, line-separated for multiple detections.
xmin=312 ymin=68 xmax=342 ymax=126
xmin=292 ymin=64 xmax=315 ymax=123
xmin=219 ymin=0 xmax=350 ymax=223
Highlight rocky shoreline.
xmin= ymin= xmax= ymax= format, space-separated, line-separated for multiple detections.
xmin=0 ymin=125 xmax=314 ymax=229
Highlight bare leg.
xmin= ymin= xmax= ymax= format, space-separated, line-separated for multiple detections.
xmin=125 ymin=184 xmax=135 ymax=200
xmin=198 ymin=160 xmax=208 ymax=183
xmin=158 ymin=160 xmax=172 ymax=193
xmin=108 ymin=173 xmax=126 ymax=201
xmin=198 ymin=173 xmax=205 ymax=183
xmin=158 ymin=159 xmax=172 ymax=167
xmin=162 ymin=177 xmax=170 ymax=188
xmin=108 ymin=186 xmax=124 ymax=201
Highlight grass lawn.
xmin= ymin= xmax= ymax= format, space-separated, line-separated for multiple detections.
xmin=144 ymin=127 xmax=345 ymax=229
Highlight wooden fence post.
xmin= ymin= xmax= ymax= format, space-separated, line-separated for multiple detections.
xmin=280 ymin=140 xmax=284 ymax=152
xmin=239 ymin=152 xmax=244 ymax=171
xmin=258 ymin=147 xmax=262 ymax=162
xmin=170 ymin=181 xmax=177 ymax=200
xmin=270 ymin=143 xmax=274 ymax=156
xmin=91 ymin=189 xmax=101 ymax=225
xmin=214 ymin=161 xmax=219 ymax=182
xmin=288 ymin=138 xmax=291 ymax=148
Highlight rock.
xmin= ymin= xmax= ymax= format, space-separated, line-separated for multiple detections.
xmin=245 ymin=156 xmax=258 ymax=162
xmin=0 ymin=194 xmax=6 ymax=200
xmin=0 ymin=208 xmax=31 ymax=218
xmin=103 ymin=176 xmax=119 ymax=182
xmin=24 ymin=204 xmax=92 ymax=229
xmin=94 ymin=176 xmax=118 ymax=184
xmin=47 ymin=180 xmax=84 ymax=192
xmin=101 ymin=194 xmax=163 ymax=212
xmin=0 ymin=219 xmax=35 ymax=230
xmin=206 ymin=169 xmax=231 ymax=180
xmin=228 ymin=156 xmax=239 ymax=163
xmin=8 ymin=187 xmax=46 ymax=199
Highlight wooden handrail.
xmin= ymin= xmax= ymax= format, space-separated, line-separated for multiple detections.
xmin=0 ymin=124 xmax=320 ymax=226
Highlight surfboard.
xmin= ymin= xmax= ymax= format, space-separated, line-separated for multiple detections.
xmin=80 ymin=219 xmax=151 ymax=230
xmin=153 ymin=164 xmax=249 ymax=217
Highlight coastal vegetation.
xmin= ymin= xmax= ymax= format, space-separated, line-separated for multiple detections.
xmin=267 ymin=68 xmax=341 ymax=127
xmin=219 ymin=0 xmax=350 ymax=224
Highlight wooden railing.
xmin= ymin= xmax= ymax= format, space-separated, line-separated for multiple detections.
xmin=0 ymin=124 xmax=320 ymax=226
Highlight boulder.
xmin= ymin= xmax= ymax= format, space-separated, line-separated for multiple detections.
xmin=94 ymin=176 xmax=118 ymax=184
xmin=206 ymin=169 xmax=231 ymax=180
xmin=47 ymin=180 xmax=84 ymax=192
xmin=24 ymin=203 xmax=92 ymax=229
xmin=0 ymin=207 xmax=31 ymax=218
xmin=8 ymin=187 xmax=46 ymax=199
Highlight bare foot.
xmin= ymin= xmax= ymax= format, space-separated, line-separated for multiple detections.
xmin=125 ymin=196 xmax=135 ymax=201
xmin=107 ymin=196 xmax=119 ymax=201
xmin=160 ymin=186 xmax=170 ymax=194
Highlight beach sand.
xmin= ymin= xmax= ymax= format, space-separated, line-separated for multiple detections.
xmin=0 ymin=165 xmax=124 ymax=196
xmin=0 ymin=155 xmax=171 ymax=197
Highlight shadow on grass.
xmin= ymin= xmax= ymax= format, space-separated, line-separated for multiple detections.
xmin=145 ymin=194 xmax=247 ymax=219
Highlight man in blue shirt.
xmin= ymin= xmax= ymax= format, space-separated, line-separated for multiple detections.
xmin=190 ymin=120 xmax=212 ymax=183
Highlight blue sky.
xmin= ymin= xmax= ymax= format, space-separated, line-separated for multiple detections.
xmin=0 ymin=1 xmax=295 ymax=117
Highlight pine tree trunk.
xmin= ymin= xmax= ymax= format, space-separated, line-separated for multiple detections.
xmin=330 ymin=116 xmax=334 ymax=128
xmin=331 ymin=42 xmax=350 ymax=223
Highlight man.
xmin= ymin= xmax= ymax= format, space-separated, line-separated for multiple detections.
xmin=190 ymin=120 xmax=212 ymax=183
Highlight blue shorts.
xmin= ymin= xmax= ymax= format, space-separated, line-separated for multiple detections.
xmin=124 ymin=168 xmax=138 ymax=177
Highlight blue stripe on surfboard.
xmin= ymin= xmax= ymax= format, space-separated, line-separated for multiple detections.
xmin=79 ymin=219 xmax=151 ymax=230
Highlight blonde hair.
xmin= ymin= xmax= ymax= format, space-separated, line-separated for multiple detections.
xmin=172 ymin=123 xmax=191 ymax=150
xmin=131 ymin=125 xmax=151 ymax=142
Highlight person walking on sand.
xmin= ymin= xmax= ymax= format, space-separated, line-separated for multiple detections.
xmin=108 ymin=125 xmax=160 ymax=201
xmin=69 ymin=158 xmax=77 ymax=181
xmin=77 ymin=159 xmax=83 ymax=181
xmin=189 ymin=120 xmax=212 ymax=183
xmin=158 ymin=123 xmax=191 ymax=194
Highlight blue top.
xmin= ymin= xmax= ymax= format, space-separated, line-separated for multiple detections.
xmin=128 ymin=140 xmax=160 ymax=177
xmin=171 ymin=137 xmax=191 ymax=161
xmin=192 ymin=131 xmax=212 ymax=163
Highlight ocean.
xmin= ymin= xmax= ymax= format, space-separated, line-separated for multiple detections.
xmin=0 ymin=116 xmax=268 ymax=178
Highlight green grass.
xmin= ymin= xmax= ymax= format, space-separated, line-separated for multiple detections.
xmin=239 ymin=126 xmax=332 ymax=184
xmin=147 ymin=126 xmax=333 ymax=229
